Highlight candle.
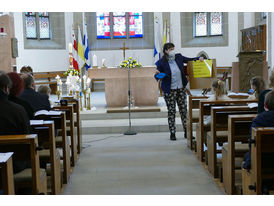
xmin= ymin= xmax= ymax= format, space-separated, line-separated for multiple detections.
xmin=93 ymin=54 xmax=97 ymax=67
xmin=69 ymin=43 xmax=73 ymax=53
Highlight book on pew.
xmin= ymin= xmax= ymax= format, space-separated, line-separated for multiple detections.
xmin=30 ymin=120 xmax=44 ymax=125
xmin=35 ymin=110 xmax=62 ymax=116
xmin=248 ymin=103 xmax=258 ymax=108
xmin=227 ymin=92 xmax=250 ymax=99
xmin=0 ymin=152 xmax=13 ymax=163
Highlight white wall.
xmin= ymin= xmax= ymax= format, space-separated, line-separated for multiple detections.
xmin=171 ymin=12 xmax=239 ymax=67
xmin=14 ymin=12 xmax=72 ymax=72
xmin=13 ymin=12 xmax=274 ymax=71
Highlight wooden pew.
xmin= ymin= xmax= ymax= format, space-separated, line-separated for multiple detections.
xmin=196 ymin=99 xmax=257 ymax=162
xmin=207 ymin=106 xmax=257 ymax=178
xmin=34 ymin=112 xmax=71 ymax=184
xmin=31 ymin=120 xmax=61 ymax=194
xmin=0 ymin=134 xmax=47 ymax=195
xmin=52 ymin=105 xmax=77 ymax=167
xmin=62 ymin=97 xmax=82 ymax=154
xmin=242 ymin=127 xmax=274 ymax=195
xmin=0 ymin=152 xmax=15 ymax=195
xmin=222 ymin=114 xmax=257 ymax=194
xmin=33 ymin=71 xmax=65 ymax=94
xmin=187 ymin=95 xmax=208 ymax=150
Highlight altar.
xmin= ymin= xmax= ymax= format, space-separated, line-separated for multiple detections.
xmin=88 ymin=67 xmax=159 ymax=107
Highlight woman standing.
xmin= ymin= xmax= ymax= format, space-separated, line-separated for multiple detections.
xmin=155 ymin=43 xmax=203 ymax=141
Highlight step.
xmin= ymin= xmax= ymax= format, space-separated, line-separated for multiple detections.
xmin=80 ymin=110 xmax=181 ymax=120
xmin=81 ymin=118 xmax=184 ymax=134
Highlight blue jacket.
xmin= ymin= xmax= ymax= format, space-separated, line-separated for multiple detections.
xmin=155 ymin=53 xmax=199 ymax=94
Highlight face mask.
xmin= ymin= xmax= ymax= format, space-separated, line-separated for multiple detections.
xmin=168 ymin=50 xmax=175 ymax=57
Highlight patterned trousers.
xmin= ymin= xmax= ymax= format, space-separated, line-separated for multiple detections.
xmin=163 ymin=88 xmax=187 ymax=135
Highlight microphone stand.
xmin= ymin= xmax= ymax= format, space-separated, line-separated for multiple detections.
xmin=124 ymin=66 xmax=137 ymax=135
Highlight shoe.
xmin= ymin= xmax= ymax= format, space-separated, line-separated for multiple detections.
xmin=170 ymin=133 xmax=176 ymax=141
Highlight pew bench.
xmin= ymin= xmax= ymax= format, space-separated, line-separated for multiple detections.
xmin=207 ymin=106 xmax=257 ymax=178
xmin=222 ymin=114 xmax=257 ymax=194
xmin=52 ymin=105 xmax=78 ymax=167
xmin=34 ymin=112 xmax=71 ymax=184
xmin=0 ymin=134 xmax=47 ymax=195
xmin=196 ymin=98 xmax=257 ymax=162
xmin=33 ymin=71 xmax=66 ymax=94
xmin=0 ymin=152 xmax=15 ymax=195
xmin=187 ymin=95 xmax=208 ymax=150
xmin=242 ymin=127 xmax=274 ymax=195
xmin=30 ymin=120 xmax=62 ymax=194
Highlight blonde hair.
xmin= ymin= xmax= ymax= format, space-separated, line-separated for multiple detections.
xmin=212 ymin=79 xmax=227 ymax=99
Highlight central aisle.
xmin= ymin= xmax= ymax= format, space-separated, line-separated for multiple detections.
xmin=63 ymin=132 xmax=223 ymax=195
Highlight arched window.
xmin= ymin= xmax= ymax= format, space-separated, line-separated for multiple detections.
xmin=25 ymin=12 xmax=50 ymax=39
xmin=96 ymin=12 xmax=143 ymax=39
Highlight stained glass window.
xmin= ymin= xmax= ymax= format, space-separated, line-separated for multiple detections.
xmin=96 ymin=12 xmax=110 ymax=39
xmin=129 ymin=12 xmax=143 ymax=38
xmin=25 ymin=12 xmax=37 ymax=39
xmin=210 ymin=12 xmax=222 ymax=35
xmin=39 ymin=12 xmax=50 ymax=39
xmin=195 ymin=12 xmax=207 ymax=37
xmin=113 ymin=12 xmax=126 ymax=38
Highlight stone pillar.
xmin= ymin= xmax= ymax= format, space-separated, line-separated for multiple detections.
xmin=0 ymin=15 xmax=16 ymax=73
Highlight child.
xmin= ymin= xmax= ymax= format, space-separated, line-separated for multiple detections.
xmin=258 ymin=72 xmax=274 ymax=113
xmin=207 ymin=79 xmax=230 ymax=101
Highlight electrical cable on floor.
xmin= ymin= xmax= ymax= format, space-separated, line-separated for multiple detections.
xmin=82 ymin=134 xmax=125 ymax=150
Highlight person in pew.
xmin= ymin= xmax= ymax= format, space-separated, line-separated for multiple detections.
xmin=0 ymin=70 xmax=31 ymax=173
xmin=155 ymin=42 xmax=204 ymax=141
xmin=20 ymin=65 xmax=33 ymax=76
xmin=258 ymin=72 xmax=274 ymax=113
xmin=249 ymin=76 xmax=266 ymax=100
xmin=243 ymin=90 xmax=274 ymax=170
xmin=37 ymin=85 xmax=54 ymax=107
xmin=7 ymin=72 xmax=34 ymax=119
xmin=20 ymin=73 xmax=51 ymax=112
xmin=207 ymin=79 xmax=230 ymax=101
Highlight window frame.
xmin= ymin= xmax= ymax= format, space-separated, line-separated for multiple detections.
xmin=96 ymin=12 xmax=144 ymax=40
xmin=25 ymin=12 xmax=51 ymax=40
xmin=194 ymin=12 xmax=223 ymax=38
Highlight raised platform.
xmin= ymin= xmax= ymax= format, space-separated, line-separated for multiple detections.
xmin=106 ymin=106 xmax=161 ymax=113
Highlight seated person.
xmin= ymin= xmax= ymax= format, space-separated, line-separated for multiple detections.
xmin=249 ymin=76 xmax=266 ymax=100
xmin=207 ymin=79 xmax=231 ymax=101
xmin=7 ymin=72 xmax=34 ymax=119
xmin=20 ymin=73 xmax=51 ymax=112
xmin=258 ymin=72 xmax=274 ymax=113
xmin=38 ymin=85 xmax=54 ymax=107
xmin=243 ymin=90 xmax=274 ymax=170
xmin=0 ymin=70 xmax=31 ymax=173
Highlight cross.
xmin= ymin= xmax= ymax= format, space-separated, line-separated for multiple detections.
xmin=119 ymin=42 xmax=129 ymax=60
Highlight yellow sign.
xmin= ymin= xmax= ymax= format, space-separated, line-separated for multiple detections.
xmin=193 ymin=59 xmax=213 ymax=78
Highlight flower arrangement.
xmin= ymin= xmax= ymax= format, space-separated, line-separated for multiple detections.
xmin=64 ymin=66 xmax=80 ymax=76
xmin=119 ymin=57 xmax=142 ymax=68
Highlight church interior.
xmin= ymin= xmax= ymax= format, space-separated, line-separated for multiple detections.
xmin=1 ymin=9 xmax=274 ymax=198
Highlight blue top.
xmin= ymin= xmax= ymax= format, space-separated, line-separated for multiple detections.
xmin=155 ymin=53 xmax=199 ymax=94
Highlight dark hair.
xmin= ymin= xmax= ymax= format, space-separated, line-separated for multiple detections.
xmin=163 ymin=43 xmax=175 ymax=61
xmin=0 ymin=70 xmax=12 ymax=92
xmin=7 ymin=72 xmax=24 ymax=96
xmin=265 ymin=90 xmax=274 ymax=111
xmin=269 ymin=72 xmax=274 ymax=88
xmin=21 ymin=73 xmax=34 ymax=89
xmin=20 ymin=66 xmax=33 ymax=76
xmin=250 ymin=76 xmax=265 ymax=98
